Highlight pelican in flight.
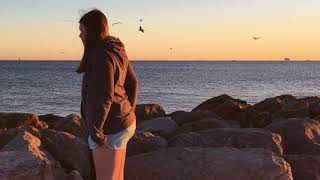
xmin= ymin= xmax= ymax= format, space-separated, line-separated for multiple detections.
xmin=112 ymin=22 xmax=123 ymax=26
xmin=253 ymin=37 xmax=262 ymax=40
xmin=138 ymin=26 xmax=145 ymax=33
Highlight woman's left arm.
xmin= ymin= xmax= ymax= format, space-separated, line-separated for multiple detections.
xmin=86 ymin=49 xmax=114 ymax=143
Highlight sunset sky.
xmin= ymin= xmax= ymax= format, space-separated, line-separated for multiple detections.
xmin=0 ymin=0 xmax=319 ymax=61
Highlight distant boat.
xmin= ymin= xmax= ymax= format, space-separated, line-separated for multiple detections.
xmin=284 ymin=58 xmax=290 ymax=61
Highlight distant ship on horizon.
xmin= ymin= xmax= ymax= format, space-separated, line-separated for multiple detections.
xmin=284 ymin=58 xmax=290 ymax=61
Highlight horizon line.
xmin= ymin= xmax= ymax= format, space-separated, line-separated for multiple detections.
xmin=1 ymin=59 xmax=320 ymax=62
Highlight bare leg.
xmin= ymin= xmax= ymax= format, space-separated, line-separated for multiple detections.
xmin=92 ymin=146 xmax=123 ymax=180
xmin=118 ymin=148 xmax=127 ymax=180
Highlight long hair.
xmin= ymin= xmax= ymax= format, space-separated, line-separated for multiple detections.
xmin=76 ymin=9 xmax=109 ymax=73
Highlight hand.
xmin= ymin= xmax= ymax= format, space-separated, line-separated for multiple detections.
xmin=92 ymin=131 xmax=107 ymax=146
xmin=90 ymin=126 xmax=107 ymax=146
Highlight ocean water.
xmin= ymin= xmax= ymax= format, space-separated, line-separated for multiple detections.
xmin=1 ymin=61 xmax=320 ymax=116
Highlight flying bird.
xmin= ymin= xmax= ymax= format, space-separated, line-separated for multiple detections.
xmin=253 ymin=37 xmax=262 ymax=40
xmin=138 ymin=26 xmax=145 ymax=33
xmin=139 ymin=18 xmax=143 ymax=22
xmin=112 ymin=22 xmax=123 ymax=26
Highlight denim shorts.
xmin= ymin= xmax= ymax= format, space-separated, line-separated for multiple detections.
xmin=88 ymin=122 xmax=136 ymax=150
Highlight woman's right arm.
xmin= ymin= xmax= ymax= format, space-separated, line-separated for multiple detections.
xmin=124 ymin=63 xmax=138 ymax=112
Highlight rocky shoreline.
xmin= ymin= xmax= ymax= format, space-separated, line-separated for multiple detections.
xmin=1 ymin=94 xmax=320 ymax=180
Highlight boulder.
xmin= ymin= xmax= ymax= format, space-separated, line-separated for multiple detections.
xmin=125 ymin=147 xmax=293 ymax=180
xmin=0 ymin=131 xmax=61 ymax=180
xmin=192 ymin=94 xmax=250 ymax=112
xmin=135 ymin=104 xmax=166 ymax=123
xmin=64 ymin=170 xmax=84 ymax=180
xmin=137 ymin=117 xmax=178 ymax=138
xmin=191 ymin=95 xmax=272 ymax=128
xmin=272 ymin=100 xmax=310 ymax=119
xmin=165 ymin=110 xmax=186 ymax=118
xmin=266 ymin=118 xmax=320 ymax=154
xmin=238 ymin=108 xmax=272 ymax=128
xmin=300 ymin=96 xmax=320 ymax=117
xmin=212 ymin=99 xmax=250 ymax=120
xmin=0 ymin=151 xmax=55 ymax=180
xmin=0 ymin=126 xmax=41 ymax=149
xmin=2 ymin=131 xmax=44 ymax=155
xmin=127 ymin=131 xmax=168 ymax=157
xmin=284 ymin=155 xmax=320 ymax=180
xmin=171 ymin=118 xmax=235 ymax=136
xmin=276 ymin=95 xmax=298 ymax=104
xmin=41 ymin=129 xmax=91 ymax=180
xmin=52 ymin=114 xmax=87 ymax=138
xmin=39 ymin=114 xmax=64 ymax=129
xmin=169 ymin=128 xmax=283 ymax=156
xmin=0 ymin=112 xmax=48 ymax=130
xmin=254 ymin=97 xmax=284 ymax=114
xmin=254 ymin=95 xmax=310 ymax=119
xmin=169 ymin=110 xmax=221 ymax=126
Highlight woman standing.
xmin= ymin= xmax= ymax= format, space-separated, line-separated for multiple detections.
xmin=77 ymin=9 xmax=138 ymax=180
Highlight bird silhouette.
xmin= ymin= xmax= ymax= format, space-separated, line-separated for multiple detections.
xmin=112 ymin=22 xmax=123 ymax=26
xmin=139 ymin=18 xmax=143 ymax=22
xmin=138 ymin=26 xmax=145 ymax=33
xmin=253 ymin=37 xmax=262 ymax=40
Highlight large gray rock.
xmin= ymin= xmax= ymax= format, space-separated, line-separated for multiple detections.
xmin=137 ymin=117 xmax=178 ymax=138
xmin=0 ymin=112 xmax=48 ymax=130
xmin=272 ymin=100 xmax=310 ymax=119
xmin=125 ymin=147 xmax=293 ymax=180
xmin=266 ymin=118 xmax=320 ymax=154
xmin=284 ymin=155 xmax=320 ymax=180
xmin=135 ymin=104 xmax=166 ymax=123
xmin=38 ymin=114 xmax=64 ymax=129
xmin=168 ymin=110 xmax=221 ymax=126
xmin=169 ymin=128 xmax=283 ymax=156
xmin=171 ymin=118 xmax=236 ymax=137
xmin=191 ymin=95 xmax=270 ymax=128
xmin=192 ymin=94 xmax=250 ymax=112
xmin=0 ymin=151 xmax=54 ymax=180
xmin=238 ymin=108 xmax=272 ymax=128
xmin=2 ymin=131 xmax=44 ymax=154
xmin=0 ymin=131 xmax=61 ymax=180
xmin=254 ymin=95 xmax=310 ymax=119
xmin=52 ymin=114 xmax=87 ymax=138
xmin=0 ymin=126 xmax=41 ymax=149
xmin=41 ymin=129 xmax=91 ymax=180
xmin=53 ymin=170 xmax=84 ymax=180
xmin=127 ymin=131 xmax=168 ymax=157
xmin=300 ymin=96 xmax=320 ymax=117
xmin=212 ymin=99 xmax=250 ymax=121
xmin=254 ymin=97 xmax=284 ymax=114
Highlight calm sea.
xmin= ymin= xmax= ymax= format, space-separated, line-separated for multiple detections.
xmin=1 ymin=61 xmax=320 ymax=116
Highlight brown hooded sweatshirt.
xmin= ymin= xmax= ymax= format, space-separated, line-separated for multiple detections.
xmin=81 ymin=36 xmax=138 ymax=137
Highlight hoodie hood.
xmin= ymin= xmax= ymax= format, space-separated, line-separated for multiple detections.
xmin=103 ymin=36 xmax=125 ymax=53
xmin=101 ymin=36 xmax=127 ymax=66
